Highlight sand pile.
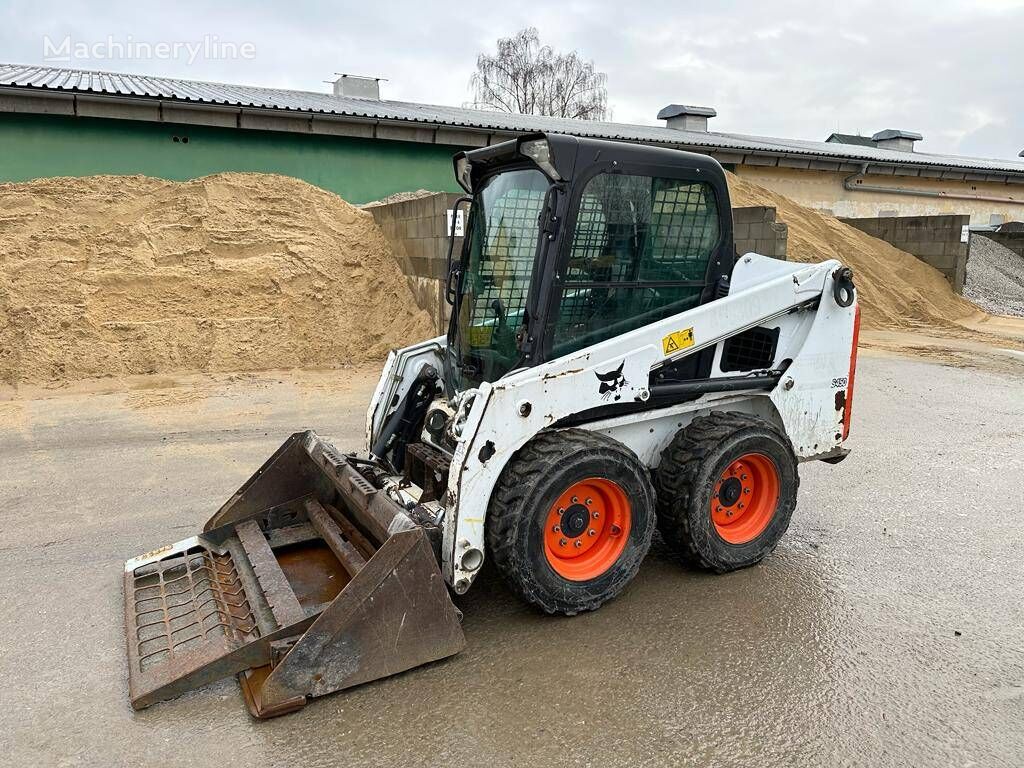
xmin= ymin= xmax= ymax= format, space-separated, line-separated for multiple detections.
xmin=360 ymin=189 xmax=436 ymax=208
xmin=0 ymin=173 xmax=433 ymax=386
xmin=726 ymin=173 xmax=990 ymax=336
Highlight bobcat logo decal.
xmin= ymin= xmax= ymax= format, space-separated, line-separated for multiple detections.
xmin=595 ymin=361 xmax=627 ymax=401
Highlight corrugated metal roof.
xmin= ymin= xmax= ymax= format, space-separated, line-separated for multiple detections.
xmin=3 ymin=62 xmax=1024 ymax=178
xmin=826 ymin=133 xmax=878 ymax=148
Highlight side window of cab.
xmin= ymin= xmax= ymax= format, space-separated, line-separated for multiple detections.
xmin=551 ymin=173 xmax=721 ymax=357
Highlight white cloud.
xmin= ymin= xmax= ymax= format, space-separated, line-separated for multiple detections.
xmin=1 ymin=0 xmax=1021 ymax=159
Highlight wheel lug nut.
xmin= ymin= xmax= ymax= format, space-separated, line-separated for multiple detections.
xmin=571 ymin=496 xmax=578 ymax=503
xmin=592 ymin=511 xmax=599 ymax=519
xmin=559 ymin=538 xmax=567 ymax=547
xmin=574 ymin=539 xmax=582 ymax=548
xmin=585 ymin=498 xmax=592 ymax=505
xmin=726 ymin=511 xmax=733 ymax=517
xmin=588 ymin=529 xmax=596 ymax=536
xmin=741 ymin=475 xmax=748 ymax=480
xmin=552 ymin=525 xmax=560 ymax=533
xmin=738 ymin=503 xmax=744 ymax=509
xmin=744 ymin=488 xmax=750 ymax=494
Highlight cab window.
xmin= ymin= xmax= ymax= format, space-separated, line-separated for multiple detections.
xmin=552 ymin=173 xmax=721 ymax=356
xmin=453 ymin=168 xmax=549 ymax=386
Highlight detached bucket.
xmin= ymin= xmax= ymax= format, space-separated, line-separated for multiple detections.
xmin=123 ymin=431 xmax=465 ymax=718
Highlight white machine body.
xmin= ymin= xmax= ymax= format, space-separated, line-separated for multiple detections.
xmin=366 ymin=253 xmax=859 ymax=592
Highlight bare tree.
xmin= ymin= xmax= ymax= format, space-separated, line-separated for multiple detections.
xmin=469 ymin=28 xmax=608 ymax=121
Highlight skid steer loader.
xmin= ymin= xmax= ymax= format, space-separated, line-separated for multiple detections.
xmin=123 ymin=132 xmax=860 ymax=718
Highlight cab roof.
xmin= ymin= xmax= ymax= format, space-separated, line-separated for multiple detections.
xmin=460 ymin=132 xmax=727 ymax=190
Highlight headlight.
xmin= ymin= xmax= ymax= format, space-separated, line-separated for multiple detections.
xmin=519 ymin=138 xmax=561 ymax=180
xmin=455 ymin=155 xmax=473 ymax=192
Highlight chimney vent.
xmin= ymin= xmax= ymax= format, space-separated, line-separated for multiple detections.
xmin=332 ymin=74 xmax=382 ymax=100
xmin=871 ymin=129 xmax=922 ymax=152
xmin=657 ymin=104 xmax=717 ymax=132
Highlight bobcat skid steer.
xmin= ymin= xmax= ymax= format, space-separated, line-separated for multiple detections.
xmin=123 ymin=132 xmax=860 ymax=718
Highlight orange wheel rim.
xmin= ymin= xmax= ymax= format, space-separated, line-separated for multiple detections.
xmin=710 ymin=453 xmax=779 ymax=544
xmin=543 ymin=478 xmax=631 ymax=582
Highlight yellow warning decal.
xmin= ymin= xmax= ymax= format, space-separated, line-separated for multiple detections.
xmin=662 ymin=328 xmax=695 ymax=355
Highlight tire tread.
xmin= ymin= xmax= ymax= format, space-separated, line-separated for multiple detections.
xmin=653 ymin=411 xmax=799 ymax=572
xmin=487 ymin=429 xmax=654 ymax=615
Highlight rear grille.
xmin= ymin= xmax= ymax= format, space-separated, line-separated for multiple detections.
xmin=130 ymin=546 xmax=257 ymax=672
xmin=721 ymin=326 xmax=779 ymax=372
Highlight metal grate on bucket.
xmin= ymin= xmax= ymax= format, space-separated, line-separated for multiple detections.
xmin=130 ymin=546 xmax=257 ymax=672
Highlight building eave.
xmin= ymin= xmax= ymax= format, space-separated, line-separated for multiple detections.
xmin=2 ymin=73 xmax=1024 ymax=185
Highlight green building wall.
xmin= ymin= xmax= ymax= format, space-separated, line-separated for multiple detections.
xmin=0 ymin=113 xmax=465 ymax=204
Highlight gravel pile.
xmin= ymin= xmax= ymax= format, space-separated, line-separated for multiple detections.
xmin=964 ymin=235 xmax=1024 ymax=318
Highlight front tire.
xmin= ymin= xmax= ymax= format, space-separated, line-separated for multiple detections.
xmin=654 ymin=412 xmax=799 ymax=573
xmin=487 ymin=429 xmax=655 ymax=615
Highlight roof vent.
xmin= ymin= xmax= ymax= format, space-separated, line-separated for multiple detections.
xmin=657 ymin=104 xmax=716 ymax=132
xmin=332 ymin=74 xmax=382 ymax=100
xmin=871 ymin=129 xmax=922 ymax=152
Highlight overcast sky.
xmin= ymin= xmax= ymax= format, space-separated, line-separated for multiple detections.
xmin=3 ymin=0 xmax=1022 ymax=160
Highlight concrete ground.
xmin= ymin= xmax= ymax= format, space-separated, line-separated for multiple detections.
xmin=1 ymin=354 xmax=1022 ymax=768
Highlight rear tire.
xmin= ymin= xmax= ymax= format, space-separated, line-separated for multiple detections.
xmin=654 ymin=412 xmax=798 ymax=573
xmin=487 ymin=429 xmax=655 ymax=615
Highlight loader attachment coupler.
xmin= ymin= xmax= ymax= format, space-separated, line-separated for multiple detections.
xmin=123 ymin=430 xmax=465 ymax=718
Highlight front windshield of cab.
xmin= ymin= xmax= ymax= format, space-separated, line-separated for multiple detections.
xmin=450 ymin=168 xmax=550 ymax=389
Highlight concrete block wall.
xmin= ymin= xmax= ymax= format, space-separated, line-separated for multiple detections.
xmin=367 ymin=192 xmax=462 ymax=334
xmin=732 ymin=206 xmax=788 ymax=260
xmin=840 ymin=213 xmax=969 ymax=292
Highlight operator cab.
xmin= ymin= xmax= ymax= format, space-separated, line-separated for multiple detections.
xmin=446 ymin=132 xmax=735 ymax=395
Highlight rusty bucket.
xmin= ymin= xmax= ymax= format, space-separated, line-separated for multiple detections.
xmin=123 ymin=431 xmax=465 ymax=718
